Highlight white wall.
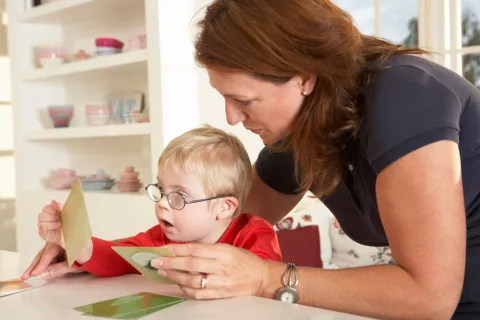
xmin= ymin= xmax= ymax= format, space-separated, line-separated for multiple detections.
xmin=155 ymin=0 xmax=264 ymax=163
xmin=193 ymin=0 xmax=265 ymax=163
xmin=0 ymin=16 xmax=14 ymax=199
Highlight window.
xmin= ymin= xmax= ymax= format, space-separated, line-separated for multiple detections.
xmin=334 ymin=0 xmax=421 ymax=47
xmin=334 ymin=0 xmax=376 ymax=36
xmin=460 ymin=0 xmax=480 ymax=87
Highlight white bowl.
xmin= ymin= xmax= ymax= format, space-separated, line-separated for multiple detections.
xmin=40 ymin=57 xmax=65 ymax=68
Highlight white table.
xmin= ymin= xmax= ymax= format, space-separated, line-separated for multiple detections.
xmin=0 ymin=250 xmax=374 ymax=319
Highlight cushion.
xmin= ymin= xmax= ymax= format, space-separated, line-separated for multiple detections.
xmin=274 ymin=193 xmax=333 ymax=268
xmin=330 ymin=216 xmax=395 ymax=268
xmin=276 ymin=225 xmax=322 ymax=268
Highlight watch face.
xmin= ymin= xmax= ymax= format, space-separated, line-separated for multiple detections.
xmin=275 ymin=287 xmax=299 ymax=304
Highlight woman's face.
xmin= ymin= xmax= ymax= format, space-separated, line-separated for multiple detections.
xmin=207 ymin=69 xmax=311 ymax=144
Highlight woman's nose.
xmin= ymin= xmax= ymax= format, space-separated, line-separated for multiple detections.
xmin=225 ymin=104 xmax=246 ymax=126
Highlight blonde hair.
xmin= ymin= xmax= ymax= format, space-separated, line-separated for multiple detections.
xmin=158 ymin=125 xmax=252 ymax=215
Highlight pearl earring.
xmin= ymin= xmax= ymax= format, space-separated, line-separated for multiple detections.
xmin=302 ymin=91 xmax=308 ymax=96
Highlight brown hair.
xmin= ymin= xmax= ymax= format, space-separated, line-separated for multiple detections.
xmin=194 ymin=0 xmax=428 ymax=198
xmin=158 ymin=124 xmax=252 ymax=216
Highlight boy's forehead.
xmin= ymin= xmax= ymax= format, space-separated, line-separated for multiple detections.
xmin=156 ymin=165 xmax=205 ymax=189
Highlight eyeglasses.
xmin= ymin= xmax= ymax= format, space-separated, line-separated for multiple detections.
xmin=144 ymin=183 xmax=232 ymax=210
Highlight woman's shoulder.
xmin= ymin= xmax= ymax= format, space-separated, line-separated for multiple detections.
xmin=368 ymin=54 xmax=470 ymax=101
xmin=360 ymin=54 xmax=468 ymax=174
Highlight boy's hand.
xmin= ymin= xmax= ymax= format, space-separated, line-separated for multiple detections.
xmin=21 ymin=242 xmax=84 ymax=280
xmin=37 ymin=200 xmax=65 ymax=248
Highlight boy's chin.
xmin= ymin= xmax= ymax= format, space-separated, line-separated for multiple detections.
xmin=164 ymin=233 xmax=193 ymax=243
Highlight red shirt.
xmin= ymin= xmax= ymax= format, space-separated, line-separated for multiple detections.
xmin=75 ymin=213 xmax=282 ymax=277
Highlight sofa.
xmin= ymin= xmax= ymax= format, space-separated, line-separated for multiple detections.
xmin=275 ymin=193 xmax=395 ymax=269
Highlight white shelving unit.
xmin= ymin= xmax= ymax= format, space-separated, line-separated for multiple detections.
xmin=23 ymin=49 xmax=148 ymax=81
xmin=8 ymin=0 xmax=266 ymax=269
xmin=6 ymin=0 xmax=214 ymax=268
xmin=23 ymin=122 xmax=151 ymax=140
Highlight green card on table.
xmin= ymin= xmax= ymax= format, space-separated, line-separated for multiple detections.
xmin=74 ymin=292 xmax=185 ymax=319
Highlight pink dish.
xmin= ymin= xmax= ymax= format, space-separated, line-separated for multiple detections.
xmin=95 ymin=38 xmax=124 ymax=49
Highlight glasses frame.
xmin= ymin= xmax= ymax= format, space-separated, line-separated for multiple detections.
xmin=144 ymin=183 xmax=233 ymax=210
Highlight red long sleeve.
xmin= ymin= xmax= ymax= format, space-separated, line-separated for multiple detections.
xmin=73 ymin=213 xmax=281 ymax=277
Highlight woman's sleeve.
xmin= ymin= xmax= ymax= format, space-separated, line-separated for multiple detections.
xmin=365 ymin=65 xmax=462 ymax=174
xmin=254 ymin=146 xmax=302 ymax=195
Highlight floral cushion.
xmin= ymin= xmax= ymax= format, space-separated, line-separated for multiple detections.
xmin=329 ymin=216 xmax=395 ymax=268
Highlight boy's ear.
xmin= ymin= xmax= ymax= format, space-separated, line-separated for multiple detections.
xmin=216 ymin=196 xmax=239 ymax=220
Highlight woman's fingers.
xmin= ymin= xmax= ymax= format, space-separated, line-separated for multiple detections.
xmin=163 ymin=270 xmax=226 ymax=290
xmin=152 ymin=256 xmax=222 ymax=275
xmin=179 ymin=285 xmax=231 ymax=300
xmin=166 ymin=243 xmax=227 ymax=259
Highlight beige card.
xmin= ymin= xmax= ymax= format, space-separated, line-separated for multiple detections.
xmin=61 ymin=179 xmax=92 ymax=267
xmin=112 ymin=246 xmax=176 ymax=284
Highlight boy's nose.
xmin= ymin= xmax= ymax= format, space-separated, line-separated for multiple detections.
xmin=155 ymin=195 xmax=171 ymax=210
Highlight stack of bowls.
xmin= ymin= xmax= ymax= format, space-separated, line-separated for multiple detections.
xmin=85 ymin=105 xmax=112 ymax=126
xmin=116 ymin=166 xmax=142 ymax=192
xmin=47 ymin=168 xmax=78 ymax=190
xmin=95 ymin=38 xmax=124 ymax=56
xmin=48 ymin=105 xmax=74 ymax=128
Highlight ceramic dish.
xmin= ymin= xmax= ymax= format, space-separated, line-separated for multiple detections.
xmin=81 ymin=179 xmax=115 ymax=191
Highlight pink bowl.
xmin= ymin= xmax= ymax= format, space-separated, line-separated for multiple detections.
xmin=120 ymin=171 xmax=139 ymax=180
xmin=48 ymin=105 xmax=74 ymax=128
xmin=85 ymin=105 xmax=112 ymax=115
xmin=95 ymin=38 xmax=124 ymax=49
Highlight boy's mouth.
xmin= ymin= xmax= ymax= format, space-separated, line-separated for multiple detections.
xmin=160 ymin=219 xmax=174 ymax=228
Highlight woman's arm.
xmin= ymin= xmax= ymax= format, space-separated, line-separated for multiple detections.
xmin=243 ymin=165 xmax=305 ymax=225
xmin=260 ymin=140 xmax=465 ymax=319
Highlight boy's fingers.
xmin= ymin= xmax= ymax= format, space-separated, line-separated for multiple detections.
xmin=31 ymin=245 xmax=62 ymax=276
xmin=22 ymin=248 xmax=44 ymax=279
xmin=51 ymin=200 xmax=63 ymax=211
xmin=37 ymin=221 xmax=62 ymax=231
xmin=37 ymin=212 xmax=60 ymax=222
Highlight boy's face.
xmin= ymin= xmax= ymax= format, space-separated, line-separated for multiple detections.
xmin=154 ymin=165 xmax=230 ymax=243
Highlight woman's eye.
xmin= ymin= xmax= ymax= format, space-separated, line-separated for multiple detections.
xmin=234 ymin=99 xmax=251 ymax=106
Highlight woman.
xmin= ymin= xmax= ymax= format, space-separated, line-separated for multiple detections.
xmin=24 ymin=1 xmax=479 ymax=319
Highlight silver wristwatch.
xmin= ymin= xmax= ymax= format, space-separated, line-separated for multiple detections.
xmin=275 ymin=262 xmax=299 ymax=303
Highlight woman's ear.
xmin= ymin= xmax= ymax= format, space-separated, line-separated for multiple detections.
xmin=296 ymin=74 xmax=317 ymax=95
xmin=216 ymin=196 xmax=239 ymax=220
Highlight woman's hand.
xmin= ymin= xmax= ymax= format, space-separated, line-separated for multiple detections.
xmin=150 ymin=243 xmax=270 ymax=300
xmin=21 ymin=242 xmax=82 ymax=280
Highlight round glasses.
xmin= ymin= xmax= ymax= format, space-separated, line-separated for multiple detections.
xmin=145 ymin=183 xmax=232 ymax=210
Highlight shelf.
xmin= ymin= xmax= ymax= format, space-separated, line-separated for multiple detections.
xmin=23 ymin=123 xmax=151 ymax=140
xmin=19 ymin=0 xmax=143 ymax=25
xmin=23 ymin=49 xmax=148 ymax=81
xmin=40 ymin=188 xmax=145 ymax=198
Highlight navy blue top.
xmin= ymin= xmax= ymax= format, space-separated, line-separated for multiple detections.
xmin=255 ymin=55 xmax=480 ymax=318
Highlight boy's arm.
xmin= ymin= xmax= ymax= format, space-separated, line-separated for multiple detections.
xmin=237 ymin=221 xmax=282 ymax=262
xmin=73 ymin=227 xmax=161 ymax=277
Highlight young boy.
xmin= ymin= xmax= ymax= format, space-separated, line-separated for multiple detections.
xmin=35 ymin=125 xmax=282 ymax=277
